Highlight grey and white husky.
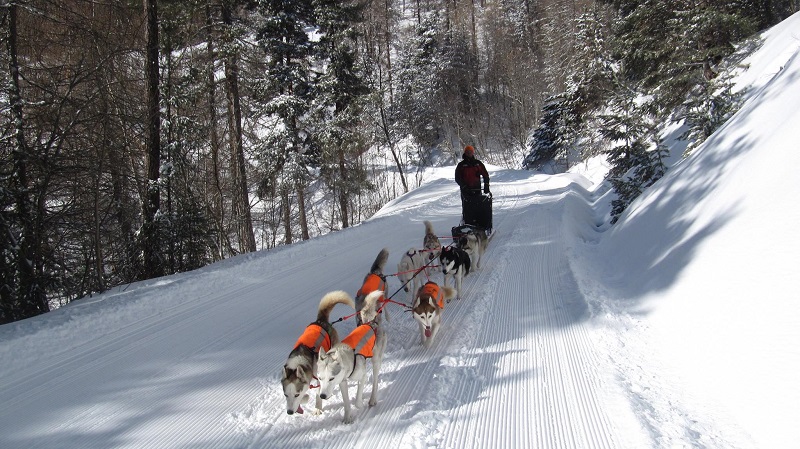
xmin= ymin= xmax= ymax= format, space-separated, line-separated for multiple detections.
xmin=355 ymin=248 xmax=389 ymax=325
xmin=397 ymin=248 xmax=430 ymax=301
xmin=423 ymin=220 xmax=442 ymax=260
xmin=317 ymin=290 xmax=388 ymax=423
xmin=412 ymin=281 xmax=457 ymax=347
xmin=458 ymin=228 xmax=488 ymax=270
xmin=281 ymin=291 xmax=354 ymax=416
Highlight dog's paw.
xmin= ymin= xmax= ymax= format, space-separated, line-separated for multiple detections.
xmin=311 ymin=407 xmax=323 ymax=416
xmin=368 ymin=398 xmax=377 ymax=407
xmin=343 ymin=415 xmax=354 ymax=424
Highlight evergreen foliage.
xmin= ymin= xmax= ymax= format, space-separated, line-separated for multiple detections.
xmin=679 ymin=73 xmax=743 ymax=157
xmin=1 ymin=0 xmax=797 ymax=322
xmin=599 ymin=90 xmax=667 ymax=223
xmin=523 ymin=93 xmax=574 ymax=171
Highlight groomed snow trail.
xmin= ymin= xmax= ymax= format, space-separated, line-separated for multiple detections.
xmin=242 ymin=172 xmax=630 ymax=449
xmin=0 ymin=170 xmax=637 ymax=448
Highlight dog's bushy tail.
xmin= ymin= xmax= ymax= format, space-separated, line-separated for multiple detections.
xmin=424 ymin=220 xmax=435 ymax=236
xmin=441 ymin=286 xmax=457 ymax=302
xmin=317 ymin=291 xmax=355 ymax=322
xmin=359 ymin=290 xmax=383 ymax=323
xmin=370 ymin=248 xmax=389 ymax=275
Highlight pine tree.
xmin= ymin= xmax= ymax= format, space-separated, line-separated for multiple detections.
xmin=252 ymin=0 xmax=317 ymax=243
xmin=311 ymin=0 xmax=372 ymax=229
xmin=679 ymin=72 xmax=743 ymax=157
xmin=523 ymin=93 xmax=573 ymax=172
xmin=393 ymin=11 xmax=449 ymax=149
xmin=599 ymin=91 xmax=667 ymax=223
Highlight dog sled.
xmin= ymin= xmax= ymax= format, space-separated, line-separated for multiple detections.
xmin=457 ymin=190 xmax=493 ymax=237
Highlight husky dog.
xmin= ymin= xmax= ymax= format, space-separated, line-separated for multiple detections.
xmin=439 ymin=245 xmax=471 ymax=300
xmin=355 ymin=248 xmax=389 ymax=325
xmin=458 ymin=228 xmax=488 ymax=270
xmin=423 ymin=220 xmax=442 ymax=261
xmin=412 ymin=281 xmax=457 ymax=347
xmin=282 ymin=291 xmax=355 ymax=416
xmin=318 ymin=290 xmax=388 ymax=423
xmin=397 ymin=248 xmax=430 ymax=301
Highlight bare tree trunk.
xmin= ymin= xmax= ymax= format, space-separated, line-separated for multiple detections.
xmin=221 ymin=2 xmax=256 ymax=253
xmin=338 ymin=149 xmax=350 ymax=228
xmin=143 ymin=0 xmax=163 ymax=278
xmin=93 ymin=156 xmax=106 ymax=292
xmin=297 ymin=185 xmax=310 ymax=240
xmin=384 ymin=0 xmax=394 ymax=104
xmin=3 ymin=1 xmax=48 ymax=320
xmin=379 ymin=101 xmax=408 ymax=193
xmin=281 ymin=189 xmax=292 ymax=245
xmin=205 ymin=2 xmax=228 ymax=259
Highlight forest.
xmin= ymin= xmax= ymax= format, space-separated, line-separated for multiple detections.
xmin=2 ymin=0 xmax=797 ymax=323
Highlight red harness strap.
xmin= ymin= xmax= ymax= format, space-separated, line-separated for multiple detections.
xmin=342 ymin=322 xmax=377 ymax=358
xmin=419 ymin=281 xmax=445 ymax=309
xmin=293 ymin=323 xmax=332 ymax=353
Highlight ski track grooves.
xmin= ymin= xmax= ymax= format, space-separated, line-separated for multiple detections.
xmin=0 ymin=231 xmax=390 ymax=449
xmin=1 ymin=177 xmax=628 ymax=449
xmin=247 ymin=183 xmax=621 ymax=448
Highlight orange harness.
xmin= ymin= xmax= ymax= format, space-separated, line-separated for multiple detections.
xmin=293 ymin=323 xmax=332 ymax=353
xmin=420 ymin=281 xmax=445 ymax=309
xmin=357 ymin=273 xmax=386 ymax=300
xmin=342 ymin=322 xmax=378 ymax=358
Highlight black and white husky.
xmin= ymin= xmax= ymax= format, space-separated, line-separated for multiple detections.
xmin=458 ymin=227 xmax=488 ymax=270
xmin=397 ymin=248 xmax=430 ymax=301
xmin=317 ymin=290 xmax=388 ymax=423
xmin=439 ymin=245 xmax=471 ymax=300
xmin=281 ymin=291 xmax=355 ymax=416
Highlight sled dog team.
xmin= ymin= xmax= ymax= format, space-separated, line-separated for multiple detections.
xmin=281 ymin=220 xmax=490 ymax=423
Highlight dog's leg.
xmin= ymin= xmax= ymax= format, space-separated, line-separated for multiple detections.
xmin=354 ymin=377 xmax=365 ymax=409
xmin=313 ymin=389 xmax=323 ymax=415
xmin=339 ymin=379 xmax=354 ymax=423
xmin=456 ymin=273 xmax=463 ymax=300
xmin=369 ymin=358 xmax=380 ymax=407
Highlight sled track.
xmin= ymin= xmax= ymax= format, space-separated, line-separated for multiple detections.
xmin=245 ymin=182 xmax=623 ymax=449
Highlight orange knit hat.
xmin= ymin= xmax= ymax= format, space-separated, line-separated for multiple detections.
xmin=464 ymin=145 xmax=475 ymax=155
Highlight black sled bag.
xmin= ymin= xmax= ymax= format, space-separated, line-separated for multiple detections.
xmin=461 ymin=193 xmax=492 ymax=230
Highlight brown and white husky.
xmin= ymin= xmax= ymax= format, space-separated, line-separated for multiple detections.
xmin=412 ymin=281 xmax=456 ymax=347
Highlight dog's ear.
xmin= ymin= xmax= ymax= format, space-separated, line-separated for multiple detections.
xmin=283 ymin=365 xmax=294 ymax=380
xmin=319 ymin=348 xmax=327 ymax=360
xmin=296 ymin=365 xmax=309 ymax=382
xmin=413 ymin=296 xmax=420 ymax=308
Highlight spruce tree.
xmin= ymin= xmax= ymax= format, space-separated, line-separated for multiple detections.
xmin=311 ymin=0 xmax=372 ymax=229
xmin=599 ymin=90 xmax=667 ymax=223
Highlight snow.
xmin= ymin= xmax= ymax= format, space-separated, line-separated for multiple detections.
xmin=1 ymin=12 xmax=799 ymax=449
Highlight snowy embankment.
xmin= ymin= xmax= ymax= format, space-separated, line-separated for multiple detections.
xmin=0 ymin=12 xmax=798 ymax=449
xmin=568 ymin=11 xmax=800 ymax=449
